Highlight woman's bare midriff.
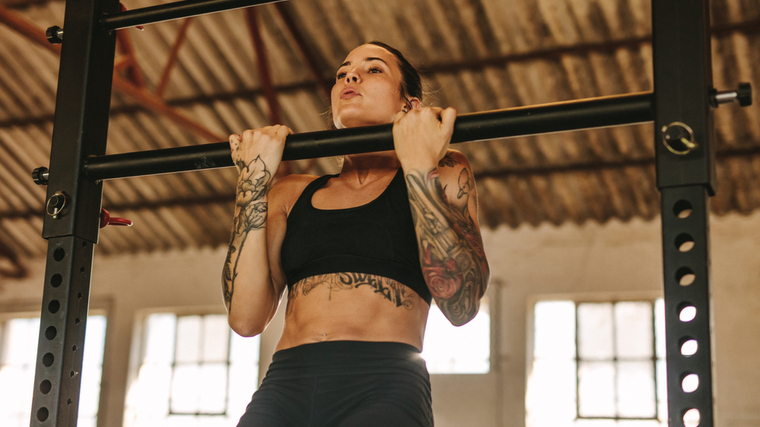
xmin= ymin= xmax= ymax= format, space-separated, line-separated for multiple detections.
xmin=275 ymin=273 xmax=430 ymax=352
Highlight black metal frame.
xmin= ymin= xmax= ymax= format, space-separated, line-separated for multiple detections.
xmin=31 ymin=0 xmax=722 ymax=426
xmin=653 ymin=1 xmax=716 ymax=426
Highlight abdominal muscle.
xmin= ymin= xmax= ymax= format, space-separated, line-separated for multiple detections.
xmin=275 ymin=272 xmax=430 ymax=352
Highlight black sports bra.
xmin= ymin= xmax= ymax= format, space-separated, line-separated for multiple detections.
xmin=280 ymin=169 xmax=432 ymax=305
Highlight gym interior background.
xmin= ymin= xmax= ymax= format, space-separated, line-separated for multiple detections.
xmin=0 ymin=0 xmax=759 ymax=426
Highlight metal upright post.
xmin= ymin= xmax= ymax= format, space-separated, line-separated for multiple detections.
xmin=31 ymin=0 xmax=119 ymax=424
xmin=652 ymin=0 xmax=716 ymax=426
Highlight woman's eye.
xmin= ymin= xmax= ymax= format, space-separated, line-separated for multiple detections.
xmin=336 ymin=72 xmax=346 ymax=80
xmin=369 ymin=67 xmax=381 ymax=73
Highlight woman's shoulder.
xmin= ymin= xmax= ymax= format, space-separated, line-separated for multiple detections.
xmin=270 ymin=173 xmax=320 ymax=197
xmin=439 ymin=149 xmax=471 ymax=168
xmin=268 ymin=174 xmax=322 ymax=213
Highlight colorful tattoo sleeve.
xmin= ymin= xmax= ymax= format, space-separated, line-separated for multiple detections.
xmin=405 ymin=164 xmax=489 ymax=325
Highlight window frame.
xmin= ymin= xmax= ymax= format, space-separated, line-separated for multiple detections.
xmin=0 ymin=298 xmax=111 ymax=427
xmin=526 ymin=291 xmax=665 ymax=425
xmin=125 ymin=306 xmax=260 ymax=426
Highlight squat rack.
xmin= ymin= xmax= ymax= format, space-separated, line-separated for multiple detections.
xmin=30 ymin=0 xmax=751 ymax=426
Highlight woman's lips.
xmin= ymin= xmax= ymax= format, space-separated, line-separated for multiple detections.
xmin=340 ymin=88 xmax=361 ymax=99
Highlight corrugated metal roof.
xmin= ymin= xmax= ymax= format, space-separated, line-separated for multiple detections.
xmin=0 ymin=0 xmax=758 ymax=274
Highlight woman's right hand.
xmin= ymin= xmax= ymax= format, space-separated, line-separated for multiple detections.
xmin=229 ymin=125 xmax=292 ymax=177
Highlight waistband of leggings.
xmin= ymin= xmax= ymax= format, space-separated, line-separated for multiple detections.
xmin=266 ymin=340 xmax=426 ymax=376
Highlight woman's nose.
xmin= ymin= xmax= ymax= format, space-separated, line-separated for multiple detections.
xmin=345 ymin=71 xmax=359 ymax=83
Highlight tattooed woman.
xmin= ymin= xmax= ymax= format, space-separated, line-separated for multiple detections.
xmin=223 ymin=41 xmax=489 ymax=427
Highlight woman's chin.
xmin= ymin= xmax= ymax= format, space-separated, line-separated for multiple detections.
xmin=335 ymin=114 xmax=393 ymax=129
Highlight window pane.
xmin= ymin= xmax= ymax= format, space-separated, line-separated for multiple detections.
xmin=197 ymin=364 xmax=228 ymax=413
xmin=615 ymin=302 xmax=653 ymax=359
xmin=617 ymin=361 xmax=656 ymax=418
xmin=533 ymin=301 xmax=575 ymax=359
xmin=130 ymin=364 xmax=173 ymax=416
xmin=578 ymin=361 xmax=616 ymax=417
xmin=526 ymin=359 xmax=577 ymax=427
xmin=171 ymin=364 xmax=201 ymax=413
xmin=422 ymin=299 xmax=489 ymax=374
xmin=2 ymin=318 xmax=39 ymax=364
xmin=202 ymin=315 xmax=229 ymax=363
xmin=229 ymin=332 xmax=259 ymax=364
xmin=575 ymin=420 xmax=618 ymax=427
xmin=578 ymin=303 xmax=613 ymax=360
xmin=655 ymin=299 xmax=666 ymax=359
xmin=145 ymin=314 xmax=176 ymax=364
xmin=176 ymin=316 xmax=201 ymax=363
xmin=657 ymin=359 xmax=668 ymax=422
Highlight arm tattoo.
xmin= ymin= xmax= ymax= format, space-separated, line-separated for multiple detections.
xmin=405 ymin=167 xmax=488 ymax=325
xmin=438 ymin=152 xmax=458 ymax=168
xmin=286 ymin=273 xmax=415 ymax=315
xmin=222 ymin=155 xmax=272 ymax=313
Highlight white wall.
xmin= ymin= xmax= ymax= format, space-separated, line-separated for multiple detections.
xmin=2 ymin=213 xmax=759 ymax=427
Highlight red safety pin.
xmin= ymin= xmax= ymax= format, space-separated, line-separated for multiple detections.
xmin=100 ymin=209 xmax=133 ymax=229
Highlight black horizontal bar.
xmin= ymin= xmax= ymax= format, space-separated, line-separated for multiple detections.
xmin=101 ymin=0 xmax=282 ymax=31
xmin=84 ymin=92 xmax=654 ymax=181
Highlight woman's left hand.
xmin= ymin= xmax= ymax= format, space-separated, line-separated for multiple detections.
xmin=393 ymin=106 xmax=457 ymax=171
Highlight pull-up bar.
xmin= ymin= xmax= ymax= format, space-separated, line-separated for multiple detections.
xmin=101 ymin=0 xmax=282 ymax=30
xmin=83 ymin=92 xmax=653 ymax=181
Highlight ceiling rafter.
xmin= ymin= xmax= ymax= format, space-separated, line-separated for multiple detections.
xmin=155 ymin=17 xmax=193 ymax=98
xmin=0 ymin=4 xmax=224 ymax=142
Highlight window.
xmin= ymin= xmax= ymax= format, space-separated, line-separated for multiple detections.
xmin=422 ymin=297 xmax=490 ymax=374
xmin=526 ymin=299 xmax=666 ymax=427
xmin=0 ymin=314 xmax=107 ymax=427
xmin=124 ymin=313 xmax=259 ymax=427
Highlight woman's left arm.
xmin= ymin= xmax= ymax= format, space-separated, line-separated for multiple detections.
xmin=394 ymin=108 xmax=491 ymax=326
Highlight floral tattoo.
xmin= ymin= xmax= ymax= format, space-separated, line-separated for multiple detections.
xmin=222 ymin=155 xmax=271 ymax=313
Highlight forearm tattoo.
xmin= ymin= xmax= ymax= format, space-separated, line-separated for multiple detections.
xmin=222 ymin=155 xmax=272 ymax=313
xmin=286 ymin=273 xmax=415 ymax=315
xmin=405 ymin=164 xmax=488 ymax=325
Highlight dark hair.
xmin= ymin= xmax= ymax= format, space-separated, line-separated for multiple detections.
xmin=367 ymin=41 xmax=423 ymax=104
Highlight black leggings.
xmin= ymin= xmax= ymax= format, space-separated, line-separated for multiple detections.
xmin=236 ymin=341 xmax=434 ymax=427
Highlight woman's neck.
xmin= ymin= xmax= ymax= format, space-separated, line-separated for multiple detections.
xmin=339 ymin=151 xmax=401 ymax=184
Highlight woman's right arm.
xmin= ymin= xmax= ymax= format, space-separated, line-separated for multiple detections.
xmin=222 ymin=125 xmax=291 ymax=337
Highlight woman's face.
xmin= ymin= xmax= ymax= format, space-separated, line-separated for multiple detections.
xmin=331 ymin=44 xmax=408 ymax=129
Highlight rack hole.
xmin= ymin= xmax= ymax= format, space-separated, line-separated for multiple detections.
xmin=676 ymin=267 xmax=696 ymax=286
xmin=45 ymin=326 xmax=57 ymax=340
xmin=674 ymin=200 xmax=693 ymax=218
xmin=51 ymin=274 xmax=62 ymax=287
xmin=72 ymin=345 xmax=77 ymax=352
xmin=53 ymin=248 xmax=65 ymax=261
xmin=40 ymin=380 xmax=52 ymax=394
xmin=680 ymin=305 xmax=697 ymax=322
xmin=48 ymin=300 xmax=60 ymax=313
xmin=36 ymin=407 xmax=49 ymax=421
xmin=684 ymin=408 xmax=700 ymax=427
xmin=78 ymin=292 xmax=82 ymax=299
xmin=682 ymin=373 xmax=699 ymax=393
xmin=675 ymin=233 xmax=695 ymax=252
xmin=42 ymin=352 xmax=54 ymax=367
xmin=75 ymin=318 xmax=80 ymax=325
xmin=681 ymin=339 xmax=698 ymax=357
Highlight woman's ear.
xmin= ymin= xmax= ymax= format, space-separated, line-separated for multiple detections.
xmin=409 ymin=97 xmax=421 ymax=109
